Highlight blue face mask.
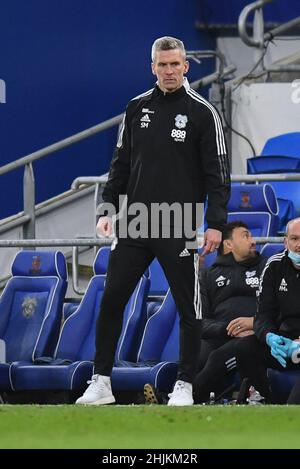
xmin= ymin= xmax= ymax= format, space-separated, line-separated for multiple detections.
xmin=288 ymin=250 xmax=300 ymax=266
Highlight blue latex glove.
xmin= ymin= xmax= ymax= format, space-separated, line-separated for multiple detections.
xmin=266 ymin=333 xmax=288 ymax=368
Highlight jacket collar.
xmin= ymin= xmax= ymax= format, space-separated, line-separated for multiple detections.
xmin=154 ymin=77 xmax=190 ymax=100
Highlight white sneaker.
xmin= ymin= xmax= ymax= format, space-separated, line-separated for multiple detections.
xmin=167 ymin=380 xmax=193 ymax=406
xmin=75 ymin=374 xmax=116 ymax=405
xmin=246 ymin=386 xmax=265 ymax=405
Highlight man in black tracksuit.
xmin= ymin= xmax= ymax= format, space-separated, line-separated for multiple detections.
xmin=76 ymin=36 xmax=230 ymax=406
xmin=235 ymin=217 xmax=300 ymax=403
xmin=192 ymin=221 xmax=266 ymax=403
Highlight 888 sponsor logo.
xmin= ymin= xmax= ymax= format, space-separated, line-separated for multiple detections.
xmin=245 ymin=277 xmax=259 ymax=287
xmin=171 ymin=128 xmax=186 ymax=142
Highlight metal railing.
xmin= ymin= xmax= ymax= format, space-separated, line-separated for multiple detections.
xmin=71 ymin=172 xmax=300 ymax=190
xmin=0 ymin=184 xmax=95 ymax=236
xmin=238 ymin=0 xmax=300 ymax=73
xmin=72 ymin=172 xmax=300 ymax=189
xmin=0 ymin=114 xmax=123 ymax=239
xmin=0 ymin=115 xmax=124 ymax=177
xmin=187 ymin=50 xmax=225 ymax=76
xmin=231 ymin=174 xmax=300 ymax=182
xmin=0 ymin=233 xmax=285 ymax=296
xmin=0 ymin=237 xmax=112 ymax=295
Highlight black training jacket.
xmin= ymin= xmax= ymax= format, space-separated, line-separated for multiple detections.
xmin=201 ymin=252 xmax=267 ymax=339
xmin=101 ymin=78 xmax=230 ymax=231
xmin=254 ymin=250 xmax=300 ymax=342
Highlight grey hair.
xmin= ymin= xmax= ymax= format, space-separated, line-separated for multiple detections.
xmin=151 ymin=36 xmax=186 ymax=62
xmin=286 ymin=217 xmax=300 ymax=234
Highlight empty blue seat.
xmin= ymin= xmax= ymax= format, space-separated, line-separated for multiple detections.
xmin=227 ymin=183 xmax=279 ymax=239
xmin=246 ymin=133 xmax=300 ymax=229
xmin=0 ymin=251 xmax=67 ymax=390
xmin=200 ymin=182 xmax=279 ymax=243
xmin=268 ymin=181 xmax=300 ymax=219
xmin=10 ymin=248 xmax=150 ymax=393
xmin=111 ymin=289 xmax=179 ymax=393
xmin=246 ymin=160 xmax=297 ymax=231
xmin=247 ymin=156 xmax=300 ymax=174
xmin=228 ymin=183 xmax=278 ymax=215
xmin=93 ymin=246 xmax=111 ymax=274
xmin=146 ymin=258 xmax=170 ymax=319
xmin=260 ymin=243 xmax=285 ymax=259
xmin=62 ymin=245 xmax=111 ymax=321
xmin=275 ymin=197 xmax=296 ymax=233
xmin=261 ymin=132 xmax=300 ymax=158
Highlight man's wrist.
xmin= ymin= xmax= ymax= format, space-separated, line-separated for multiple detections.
xmin=206 ymin=223 xmax=223 ymax=232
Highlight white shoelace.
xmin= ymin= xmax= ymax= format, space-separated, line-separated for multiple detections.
xmin=85 ymin=375 xmax=105 ymax=392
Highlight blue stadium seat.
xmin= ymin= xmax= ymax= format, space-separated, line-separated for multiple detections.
xmin=246 ymin=162 xmax=297 ymax=231
xmin=275 ymin=197 xmax=296 ymax=233
xmin=146 ymin=258 xmax=170 ymax=319
xmin=247 ymin=155 xmax=300 ymax=174
xmin=62 ymin=245 xmax=111 ymax=321
xmin=261 ymin=132 xmax=300 ymax=158
xmin=227 ymin=212 xmax=276 ymax=244
xmin=148 ymin=258 xmax=169 ymax=296
xmin=10 ymin=248 xmax=150 ymax=393
xmin=0 ymin=250 xmax=67 ymax=390
xmin=62 ymin=301 xmax=80 ymax=321
xmin=200 ymin=182 xmax=279 ymax=242
xmin=246 ymin=133 xmax=300 ymax=230
xmin=228 ymin=183 xmax=278 ymax=216
xmin=227 ymin=183 xmax=279 ymax=240
xmin=203 ymin=251 xmax=217 ymax=268
xmin=111 ymin=289 xmax=179 ymax=393
xmin=93 ymin=246 xmax=111 ymax=274
xmin=268 ymin=181 xmax=300 ymax=220
xmin=260 ymin=243 xmax=285 ymax=259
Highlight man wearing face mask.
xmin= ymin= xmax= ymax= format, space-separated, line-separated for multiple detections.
xmin=235 ymin=217 xmax=300 ymax=403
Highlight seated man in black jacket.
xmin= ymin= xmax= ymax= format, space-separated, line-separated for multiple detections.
xmin=192 ymin=220 xmax=266 ymax=403
xmin=144 ymin=220 xmax=266 ymax=404
xmin=235 ymin=217 xmax=300 ymax=404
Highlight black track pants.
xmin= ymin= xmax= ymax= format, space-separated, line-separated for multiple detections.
xmin=234 ymin=335 xmax=300 ymax=399
xmin=193 ymin=339 xmax=240 ymax=403
xmin=94 ymin=236 xmax=201 ymax=382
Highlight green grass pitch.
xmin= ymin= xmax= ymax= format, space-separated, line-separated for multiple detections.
xmin=0 ymin=404 xmax=300 ymax=449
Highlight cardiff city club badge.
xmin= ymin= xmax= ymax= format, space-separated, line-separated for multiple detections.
xmin=175 ymin=114 xmax=188 ymax=129
xmin=22 ymin=296 xmax=38 ymax=318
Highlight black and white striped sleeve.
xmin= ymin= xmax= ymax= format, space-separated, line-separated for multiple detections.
xmin=199 ymin=105 xmax=231 ymax=232
xmin=254 ymin=258 xmax=280 ymax=342
xmin=101 ymin=109 xmax=131 ymax=214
